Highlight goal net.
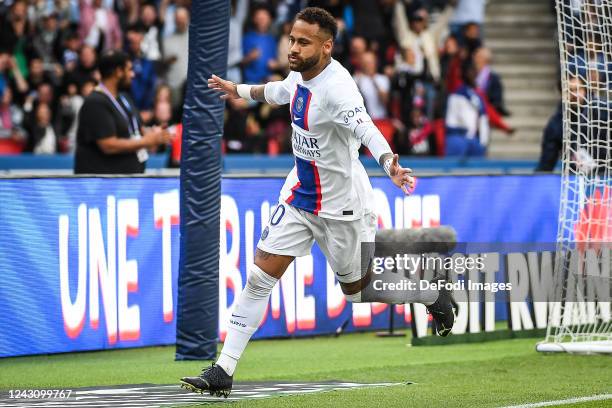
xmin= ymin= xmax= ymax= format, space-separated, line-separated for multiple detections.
xmin=537 ymin=0 xmax=612 ymax=354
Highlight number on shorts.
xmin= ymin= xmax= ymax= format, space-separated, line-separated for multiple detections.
xmin=270 ymin=204 xmax=285 ymax=226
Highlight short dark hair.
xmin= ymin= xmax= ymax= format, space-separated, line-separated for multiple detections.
xmin=98 ymin=50 xmax=129 ymax=79
xmin=295 ymin=7 xmax=337 ymax=40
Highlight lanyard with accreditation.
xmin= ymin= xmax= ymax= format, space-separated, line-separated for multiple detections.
xmin=96 ymin=84 xmax=149 ymax=163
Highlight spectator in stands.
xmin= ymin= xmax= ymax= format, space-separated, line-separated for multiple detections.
xmin=0 ymin=52 xmax=28 ymax=104
xmin=140 ymin=3 xmax=162 ymax=61
xmin=407 ymin=107 xmax=437 ymax=155
xmin=473 ymin=47 xmax=510 ymax=116
xmin=536 ymin=101 xmax=562 ymax=172
xmin=62 ymin=31 xmax=81 ymax=72
xmin=155 ymin=83 xmax=173 ymax=105
xmin=390 ymin=42 xmax=423 ymax=135
xmin=440 ymin=34 xmax=463 ymax=94
xmin=126 ymin=23 xmax=157 ymax=113
xmin=25 ymin=103 xmax=61 ymax=154
xmin=461 ymin=22 xmax=482 ymax=57
xmin=0 ymin=87 xmax=26 ymax=153
xmin=74 ymin=50 xmax=171 ymax=174
xmin=348 ymin=36 xmax=367 ymax=74
xmin=160 ymin=0 xmax=189 ymax=38
xmin=152 ymin=99 xmax=174 ymax=129
xmin=79 ymin=0 xmax=122 ymax=52
xmin=242 ymin=7 xmax=279 ymax=83
xmin=59 ymin=80 xmax=85 ymax=153
xmin=450 ymin=0 xmax=485 ymax=39
xmin=354 ymin=51 xmax=390 ymax=121
xmin=393 ymin=1 xmax=456 ymax=85
xmin=228 ymin=0 xmax=249 ymax=83
xmin=68 ymin=45 xmax=99 ymax=89
xmin=80 ymin=78 xmax=97 ymax=98
xmin=0 ymin=1 xmax=32 ymax=76
xmin=32 ymin=11 xmax=63 ymax=78
xmin=23 ymin=82 xmax=59 ymax=132
xmin=536 ymin=76 xmax=585 ymax=171
xmin=394 ymin=2 xmax=456 ymax=119
xmin=26 ymin=58 xmax=53 ymax=93
xmin=223 ymin=97 xmax=250 ymax=153
xmin=277 ymin=21 xmax=293 ymax=75
xmin=54 ymin=0 xmax=79 ymax=26
xmin=153 ymin=83 xmax=181 ymax=123
xmin=445 ymin=62 xmax=489 ymax=157
xmin=163 ymin=6 xmax=189 ymax=109
xmin=394 ymin=43 xmax=424 ymax=78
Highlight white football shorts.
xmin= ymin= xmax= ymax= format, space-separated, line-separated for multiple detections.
xmin=257 ymin=202 xmax=377 ymax=283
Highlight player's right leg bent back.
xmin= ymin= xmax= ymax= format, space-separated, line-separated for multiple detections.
xmin=313 ymin=211 xmax=457 ymax=337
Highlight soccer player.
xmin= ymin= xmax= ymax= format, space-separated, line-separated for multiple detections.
xmin=181 ymin=7 xmax=456 ymax=397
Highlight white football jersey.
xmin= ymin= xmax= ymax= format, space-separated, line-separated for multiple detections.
xmin=264 ymin=59 xmax=376 ymax=220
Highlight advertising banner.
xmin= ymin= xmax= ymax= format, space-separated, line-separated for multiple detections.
xmin=0 ymin=175 xmax=561 ymax=357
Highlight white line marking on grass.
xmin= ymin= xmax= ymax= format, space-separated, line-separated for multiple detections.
xmin=502 ymin=394 xmax=612 ymax=408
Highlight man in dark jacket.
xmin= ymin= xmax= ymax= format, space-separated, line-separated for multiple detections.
xmin=536 ymin=76 xmax=610 ymax=174
xmin=536 ymin=102 xmax=562 ymax=171
xmin=74 ymin=50 xmax=171 ymax=174
xmin=473 ymin=47 xmax=509 ymax=116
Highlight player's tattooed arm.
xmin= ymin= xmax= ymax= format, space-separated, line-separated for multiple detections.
xmin=250 ymin=85 xmax=267 ymax=103
xmin=208 ymin=75 xmax=266 ymax=102
xmin=379 ymin=153 xmax=394 ymax=170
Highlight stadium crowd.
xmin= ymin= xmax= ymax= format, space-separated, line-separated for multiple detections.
xmin=0 ymin=0 xmax=514 ymax=160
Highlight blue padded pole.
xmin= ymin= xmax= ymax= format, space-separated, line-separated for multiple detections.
xmin=175 ymin=0 xmax=229 ymax=360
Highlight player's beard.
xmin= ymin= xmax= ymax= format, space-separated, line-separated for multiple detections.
xmin=289 ymin=53 xmax=320 ymax=73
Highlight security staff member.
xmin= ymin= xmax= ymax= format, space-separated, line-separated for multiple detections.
xmin=74 ymin=50 xmax=172 ymax=174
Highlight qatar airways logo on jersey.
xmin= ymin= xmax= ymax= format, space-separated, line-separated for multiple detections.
xmin=58 ymin=191 xmax=178 ymax=344
xmin=292 ymin=132 xmax=321 ymax=158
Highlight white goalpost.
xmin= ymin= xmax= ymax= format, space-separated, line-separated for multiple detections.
xmin=536 ymin=0 xmax=612 ymax=354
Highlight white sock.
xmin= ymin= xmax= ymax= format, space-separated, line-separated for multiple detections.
xmin=215 ymin=265 xmax=278 ymax=376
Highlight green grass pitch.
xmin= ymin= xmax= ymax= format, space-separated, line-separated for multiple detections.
xmin=0 ymin=333 xmax=610 ymax=407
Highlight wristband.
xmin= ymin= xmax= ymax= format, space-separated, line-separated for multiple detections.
xmin=236 ymin=84 xmax=253 ymax=100
xmin=383 ymin=157 xmax=393 ymax=177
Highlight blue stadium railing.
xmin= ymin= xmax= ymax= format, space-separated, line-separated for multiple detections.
xmin=0 ymin=154 xmax=557 ymax=174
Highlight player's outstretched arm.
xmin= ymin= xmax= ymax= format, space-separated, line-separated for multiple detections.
xmin=207 ymin=74 xmax=267 ymax=102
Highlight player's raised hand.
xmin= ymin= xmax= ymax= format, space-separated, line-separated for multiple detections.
xmin=389 ymin=154 xmax=415 ymax=195
xmin=208 ymin=74 xmax=239 ymax=100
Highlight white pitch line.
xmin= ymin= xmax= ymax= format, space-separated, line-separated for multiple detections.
xmin=501 ymin=394 xmax=612 ymax=408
